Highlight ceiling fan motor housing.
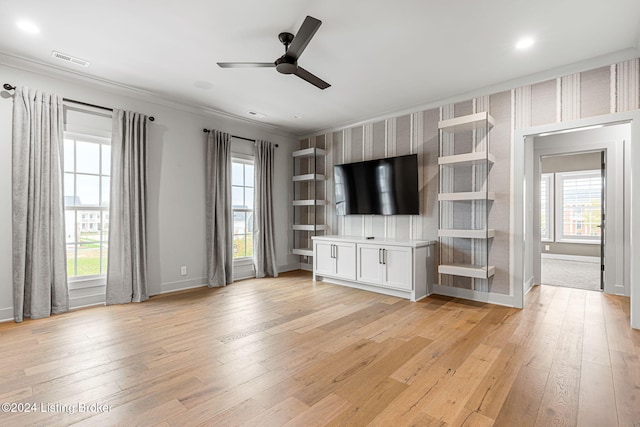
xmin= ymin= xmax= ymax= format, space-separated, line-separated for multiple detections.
xmin=275 ymin=56 xmax=298 ymax=74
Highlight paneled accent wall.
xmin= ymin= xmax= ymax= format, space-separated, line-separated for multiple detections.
xmin=302 ymin=58 xmax=640 ymax=295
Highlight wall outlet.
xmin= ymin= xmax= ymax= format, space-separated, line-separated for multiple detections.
xmin=544 ymin=245 xmax=550 ymax=251
xmin=180 ymin=266 xmax=187 ymax=276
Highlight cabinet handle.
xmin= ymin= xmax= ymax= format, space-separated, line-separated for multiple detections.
xmin=378 ymin=248 xmax=382 ymax=264
xmin=383 ymin=249 xmax=386 ymax=265
xmin=332 ymin=244 xmax=336 ymax=259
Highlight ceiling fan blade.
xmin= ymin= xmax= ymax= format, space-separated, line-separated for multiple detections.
xmin=287 ymin=16 xmax=322 ymax=59
xmin=294 ymin=67 xmax=330 ymax=90
xmin=217 ymin=62 xmax=275 ymax=68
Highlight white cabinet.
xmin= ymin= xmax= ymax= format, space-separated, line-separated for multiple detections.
xmin=356 ymin=244 xmax=412 ymax=291
xmin=312 ymin=235 xmax=436 ymax=301
xmin=313 ymin=241 xmax=356 ymax=281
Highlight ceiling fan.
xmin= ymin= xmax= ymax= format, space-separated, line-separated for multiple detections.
xmin=217 ymin=16 xmax=330 ymax=90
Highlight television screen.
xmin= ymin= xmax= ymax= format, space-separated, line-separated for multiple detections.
xmin=334 ymin=154 xmax=419 ymax=215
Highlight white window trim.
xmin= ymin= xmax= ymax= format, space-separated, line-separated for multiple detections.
xmin=554 ymin=169 xmax=602 ymax=244
xmin=540 ymin=173 xmax=554 ymax=242
xmin=232 ymin=155 xmax=255 ymax=263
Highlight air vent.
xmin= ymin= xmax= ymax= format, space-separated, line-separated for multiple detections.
xmin=248 ymin=111 xmax=266 ymax=118
xmin=52 ymin=51 xmax=90 ymax=67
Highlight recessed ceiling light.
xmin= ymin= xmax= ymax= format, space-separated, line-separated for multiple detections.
xmin=248 ymin=111 xmax=266 ymax=118
xmin=16 ymin=20 xmax=40 ymax=34
xmin=293 ymin=115 xmax=303 ymax=119
xmin=516 ymin=37 xmax=535 ymax=50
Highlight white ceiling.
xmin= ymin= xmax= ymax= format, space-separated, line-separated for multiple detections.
xmin=2 ymin=0 xmax=639 ymax=136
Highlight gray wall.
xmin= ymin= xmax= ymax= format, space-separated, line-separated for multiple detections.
xmin=0 ymin=62 xmax=299 ymax=320
xmin=541 ymin=152 xmax=602 ymax=257
xmin=302 ymin=58 xmax=640 ymax=298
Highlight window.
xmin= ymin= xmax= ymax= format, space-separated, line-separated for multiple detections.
xmin=540 ymin=173 xmax=554 ymax=241
xmin=63 ymin=132 xmax=111 ymax=280
xmin=555 ymin=170 xmax=602 ymax=243
xmin=232 ymin=157 xmax=254 ymax=259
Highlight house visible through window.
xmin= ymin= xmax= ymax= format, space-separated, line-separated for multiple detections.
xmin=63 ymin=132 xmax=111 ymax=279
xmin=232 ymin=157 xmax=254 ymax=259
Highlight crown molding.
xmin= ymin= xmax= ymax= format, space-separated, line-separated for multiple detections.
xmin=0 ymin=51 xmax=298 ymax=141
xmin=300 ymin=47 xmax=640 ymax=139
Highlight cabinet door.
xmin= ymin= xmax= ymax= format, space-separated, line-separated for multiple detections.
xmin=314 ymin=242 xmax=336 ymax=276
xmin=356 ymin=244 xmax=384 ymax=285
xmin=334 ymin=242 xmax=356 ymax=280
xmin=383 ymin=246 xmax=413 ymax=290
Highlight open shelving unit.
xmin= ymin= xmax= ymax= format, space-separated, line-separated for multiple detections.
xmin=292 ymin=146 xmax=326 ymax=261
xmin=438 ymin=111 xmax=495 ymax=285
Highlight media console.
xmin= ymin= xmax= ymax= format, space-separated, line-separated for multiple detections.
xmin=311 ymin=235 xmax=436 ymax=301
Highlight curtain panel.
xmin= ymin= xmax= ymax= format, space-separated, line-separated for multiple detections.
xmin=106 ymin=109 xmax=149 ymax=304
xmin=12 ymin=87 xmax=69 ymax=322
xmin=253 ymin=140 xmax=278 ymax=278
xmin=206 ymin=130 xmax=233 ymax=286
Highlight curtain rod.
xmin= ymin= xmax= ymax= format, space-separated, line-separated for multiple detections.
xmin=203 ymin=128 xmax=279 ymax=147
xmin=3 ymin=83 xmax=155 ymax=121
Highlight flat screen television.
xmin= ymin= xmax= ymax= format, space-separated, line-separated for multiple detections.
xmin=334 ymin=154 xmax=419 ymax=215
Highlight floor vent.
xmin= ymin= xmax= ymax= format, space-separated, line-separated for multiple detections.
xmin=52 ymin=51 xmax=90 ymax=67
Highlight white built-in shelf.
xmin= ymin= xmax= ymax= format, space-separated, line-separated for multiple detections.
xmin=438 ymin=111 xmax=495 ymax=133
xmin=438 ymin=191 xmax=495 ymax=201
xmin=293 ymin=174 xmax=325 ymax=182
xmin=293 ymin=199 xmax=327 ymax=206
xmin=438 ymin=229 xmax=495 ymax=239
xmin=292 ymin=147 xmax=326 ymax=158
xmin=438 ymin=151 xmax=495 ymax=166
xmin=293 ymin=248 xmax=314 ymax=257
xmin=292 ymin=224 xmax=328 ymax=231
xmin=438 ymin=264 xmax=495 ymax=279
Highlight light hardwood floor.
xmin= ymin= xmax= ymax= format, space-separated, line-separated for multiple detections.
xmin=0 ymin=270 xmax=638 ymax=426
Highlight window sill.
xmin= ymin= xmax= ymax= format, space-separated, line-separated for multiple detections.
xmin=555 ymin=239 xmax=601 ymax=245
xmin=68 ymin=275 xmax=106 ymax=290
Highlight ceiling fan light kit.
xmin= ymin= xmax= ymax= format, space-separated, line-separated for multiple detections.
xmin=217 ymin=16 xmax=331 ymax=90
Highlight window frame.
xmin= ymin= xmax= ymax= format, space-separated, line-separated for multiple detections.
xmin=540 ymin=173 xmax=554 ymax=242
xmin=231 ymin=154 xmax=255 ymax=263
xmin=63 ymin=131 xmax=111 ymax=288
xmin=554 ymin=169 xmax=602 ymax=244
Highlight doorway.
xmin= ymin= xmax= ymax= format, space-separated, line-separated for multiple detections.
xmin=514 ymin=111 xmax=640 ymax=329
xmin=530 ymin=124 xmax=626 ymax=296
xmin=537 ymin=150 xmax=604 ymax=292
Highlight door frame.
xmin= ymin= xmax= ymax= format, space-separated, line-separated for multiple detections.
xmin=513 ymin=111 xmax=640 ymax=329
xmin=532 ymin=138 xmax=622 ymax=295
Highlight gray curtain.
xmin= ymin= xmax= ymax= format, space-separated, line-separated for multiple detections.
xmin=206 ymin=130 xmax=233 ymax=286
xmin=106 ymin=109 xmax=149 ymax=304
xmin=12 ymin=87 xmax=68 ymax=322
xmin=253 ymin=140 xmax=278 ymax=277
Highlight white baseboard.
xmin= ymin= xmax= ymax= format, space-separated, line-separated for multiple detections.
xmin=70 ymin=293 xmax=106 ymax=310
xmin=432 ymin=284 xmax=517 ymax=307
xmin=279 ymin=263 xmax=303 ymax=273
xmin=0 ymin=296 xmax=106 ymax=322
xmin=541 ymin=253 xmax=600 ymax=263
xmin=300 ymin=263 xmax=313 ymax=272
xmin=0 ymin=307 xmax=13 ymax=323
xmin=525 ymin=276 xmax=535 ymax=294
xmin=161 ymin=277 xmax=207 ymax=294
